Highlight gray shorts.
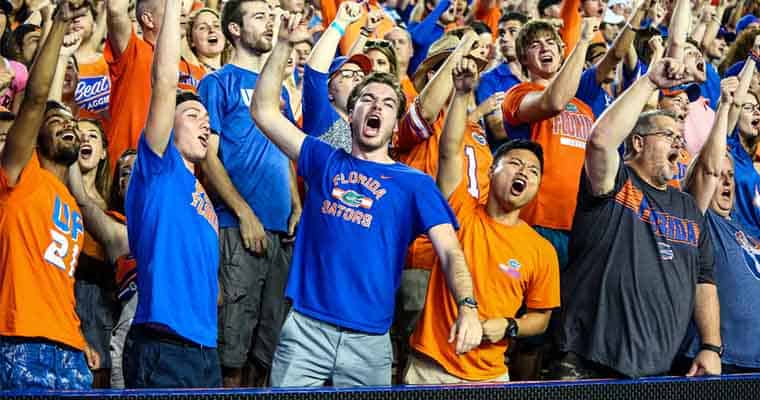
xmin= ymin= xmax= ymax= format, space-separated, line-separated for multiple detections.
xmin=270 ymin=311 xmax=392 ymax=387
xmin=75 ymin=270 xmax=119 ymax=370
xmin=217 ymin=228 xmax=291 ymax=369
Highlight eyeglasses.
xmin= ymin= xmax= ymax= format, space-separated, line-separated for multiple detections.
xmin=365 ymin=40 xmax=393 ymax=49
xmin=335 ymin=69 xmax=365 ymax=80
xmin=741 ymin=103 xmax=760 ymax=113
xmin=638 ymin=129 xmax=687 ymax=147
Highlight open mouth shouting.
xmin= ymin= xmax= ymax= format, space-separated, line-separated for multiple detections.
xmin=510 ymin=176 xmax=527 ymax=197
xmin=198 ymin=132 xmax=209 ymax=149
xmin=667 ymin=150 xmax=679 ymax=168
xmin=207 ymin=33 xmax=220 ymax=46
xmin=363 ymin=113 xmax=383 ymax=138
xmin=60 ymin=129 xmax=77 ymax=143
xmin=79 ymin=143 xmax=93 ymax=160
xmin=539 ymin=52 xmax=554 ymax=68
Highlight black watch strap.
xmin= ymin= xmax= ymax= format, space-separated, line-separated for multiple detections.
xmin=504 ymin=317 xmax=519 ymax=339
xmin=700 ymin=343 xmax=724 ymax=357
xmin=457 ymin=297 xmax=478 ymax=309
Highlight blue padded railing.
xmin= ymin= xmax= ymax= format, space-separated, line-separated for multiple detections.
xmin=3 ymin=373 xmax=760 ymax=399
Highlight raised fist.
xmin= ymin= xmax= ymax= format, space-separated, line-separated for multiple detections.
xmin=335 ymin=1 xmax=362 ymax=26
xmin=581 ymin=17 xmax=600 ymax=42
xmin=452 ymin=57 xmax=478 ymax=94
xmin=720 ymin=76 xmax=739 ymax=105
xmin=647 ymin=58 xmax=688 ymax=89
xmin=278 ymin=12 xmax=311 ymax=44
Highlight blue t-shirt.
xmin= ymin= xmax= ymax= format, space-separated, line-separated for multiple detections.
xmin=576 ymin=66 xmax=613 ymax=118
xmin=682 ymin=211 xmax=760 ymax=368
xmin=699 ymin=62 xmax=720 ymax=110
xmin=301 ymin=65 xmax=352 ymax=152
xmin=476 ymin=63 xmax=520 ymax=148
xmin=198 ymin=64 xmax=293 ymax=232
xmin=126 ymin=134 xmax=220 ymax=347
xmin=288 ymin=137 xmax=458 ymax=334
xmin=729 ymin=130 xmax=760 ymax=239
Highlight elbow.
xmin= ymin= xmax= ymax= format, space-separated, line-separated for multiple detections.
xmin=587 ymin=128 xmax=614 ymax=153
xmin=542 ymin=93 xmax=570 ymax=114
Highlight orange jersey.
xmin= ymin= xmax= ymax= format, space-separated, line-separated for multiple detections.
xmin=105 ymin=29 xmax=204 ymax=173
xmin=502 ymin=82 xmax=594 ymax=230
xmin=400 ymin=75 xmax=418 ymax=111
xmin=75 ymin=56 xmax=112 ymax=132
xmin=410 ymin=183 xmax=560 ymax=381
xmin=319 ymin=0 xmax=395 ymax=55
xmin=0 ymin=153 xmax=86 ymax=350
xmin=397 ymin=99 xmax=493 ymax=270
xmin=473 ymin=0 xmax=500 ymax=41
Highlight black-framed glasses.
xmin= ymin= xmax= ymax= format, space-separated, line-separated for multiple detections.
xmin=638 ymin=129 xmax=687 ymax=147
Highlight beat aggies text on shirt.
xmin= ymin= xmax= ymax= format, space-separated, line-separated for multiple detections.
xmin=320 ymin=171 xmax=388 ymax=228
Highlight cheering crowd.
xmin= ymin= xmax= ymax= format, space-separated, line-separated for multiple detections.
xmin=2 ymin=0 xmax=760 ymax=390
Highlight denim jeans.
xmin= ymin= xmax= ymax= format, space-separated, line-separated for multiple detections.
xmin=123 ymin=324 xmax=221 ymax=388
xmin=0 ymin=336 xmax=92 ymax=390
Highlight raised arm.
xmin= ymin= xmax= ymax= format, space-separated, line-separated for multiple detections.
xmin=665 ymin=0 xmax=690 ymax=59
xmin=701 ymin=2 xmax=726 ymax=52
xmin=595 ymin=0 xmax=647 ymax=83
xmin=437 ymin=58 xmax=478 ymax=198
xmin=346 ymin=8 xmax=382 ymax=57
xmin=251 ymin=12 xmax=313 ymax=161
xmin=105 ymin=0 xmax=133 ymax=56
xmin=515 ymin=19 xmax=597 ymax=124
xmin=1 ymin=2 xmax=72 ymax=186
xmin=427 ymin=223 xmax=482 ymax=355
xmin=307 ymin=1 xmax=362 ymax=73
xmin=585 ymin=58 xmax=687 ymax=196
xmin=143 ymin=0 xmax=180 ymax=157
xmin=49 ymin=33 xmax=82 ymax=102
xmin=728 ymin=57 xmax=756 ymax=132
xmin=417 ymin=30 xmax=478 ymax=124
xmin=67 ymin=164 xmax=129 ymax=263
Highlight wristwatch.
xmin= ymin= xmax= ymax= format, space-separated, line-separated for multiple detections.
xmin=457 ymin=297 xmax=478 ymax=309
xmin=504 ymin=317 xmax=519 ymax=339
xmin=700 ymin=343 xmax=724 ymax=357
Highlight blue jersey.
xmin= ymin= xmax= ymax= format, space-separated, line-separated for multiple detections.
xmin=576 ymin=66 xmax=613 ymax=118
xmin=476 ymin=63 xmax=520 ymax=149
xmin=699 ymin=62 xmax=720 ymax=110
xmin=198 ymin=64 xmax=293 ymax=232
xmin=729 ymin=130 xmax=760 ymax=239
xmin=682 ymin=211 xmax=760 ymax=368
xmin=126 ymin=134 xmax=220 ymax=347
xmin=288 ymin=137 xmax=458 ymax=334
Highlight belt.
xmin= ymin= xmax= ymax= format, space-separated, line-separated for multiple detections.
xmin=133 ymin=324 xmax=207 ymax=349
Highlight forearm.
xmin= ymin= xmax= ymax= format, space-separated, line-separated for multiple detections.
xmin=516 ymin=310 xmax=552 ymax=337
xmin=151 ymin=0 xmax=180 ymax=90
xmin=419 ymin=40 xmax=472 ymax=121
xmin=346 ymin=31 xmax=368 ymax=56
xmin=728 ymin=59 xmax=755 ymax=132
xmin=28 ymin=15 xmax=67 ymax=101
xmin=700 ymin=6 xmax=724 ymax=50
xmin=437 ymin=92 xmax=468 ymax=197
xmin=48 ymin=58 xmax=67 ymax=102
xmin=201 ymin=153 xmax=256 ymax=219
xmin=592 ymin=74 xmax=657 ymax=149
xmin=440 ymin=247 xmax=474 ymax=304
xmin=541 ymin=39 xmax=591 ymax=111
xmin=666 ymin=0 xmax=690 ymax=59
xmin=307 ymin=22 xmax=344 ymax=72
xmin=256 ymin=41 xmax=293 ymax=113
xmin=289 ymin=162 xmax=301 ymax=210
xmin=694 ymin=283 xmax=721 ymax=346
xmin=485 ymin=113 xmax=507 ymax=140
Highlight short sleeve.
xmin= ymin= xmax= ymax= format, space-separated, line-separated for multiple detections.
xmin=395 ymin=100 xmax=434 ymax=152
xmin=104 ymin=28 xmax=140 ymax=83
xmin=134 ymin=131 xmax=179 ymax=178
xmin=577 ymin=159 xmax=629 ymax=209
xmin=198 ymin=74 xmax=226 ymax=135
xmin=302 ymin=65 xmax=339 ymax=137
xmin=696 ymin=212 xmax=716 ymax=284
xmin=0 ymin=153 xmax=42 ymax=197
xmin=447 ymin=178 xmax=478 ymax=217
xmin=297 ymin=136 xmax=337 ymax=184
xmin=412 ymin=175 xmax=459 ymax=238
xmin=502 ymin=83 xmax=540 ymax=126
xmin=525 ymin=238 xmax=561 ymax=309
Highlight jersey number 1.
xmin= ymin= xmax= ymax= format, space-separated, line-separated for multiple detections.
xmin=464 ymin=145 xmax=479 ymax=198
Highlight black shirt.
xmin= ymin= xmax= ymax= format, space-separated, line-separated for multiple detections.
xmin=560 ymin=162 xmax=715 ymax=378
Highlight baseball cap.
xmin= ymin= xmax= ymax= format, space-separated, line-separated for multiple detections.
xmin=736 ymin=14 xmax=760 ymax=34
xmin=660 ymin=83 xmax=701 ymax=102
xmin=717 ymin=26 xmax=736 ymax=43
xmin=328 ymin=54 xmax=373 ymax=80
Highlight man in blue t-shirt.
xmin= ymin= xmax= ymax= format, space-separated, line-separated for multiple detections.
xmin=251 ymin=7 xmax=483 ymax=387
xmin=476 ymin=12 xmax=526 ymax=149
xmin=302 ymin=3 xmax=372 ymax=152
xmin=123 ymin=0 xmax=220 ymax=388
xmin=197 ymin=0 xmax=300 ymax=387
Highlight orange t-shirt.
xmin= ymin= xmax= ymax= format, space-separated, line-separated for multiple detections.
xmin=0 ymin=153 xmax=86 ymax=350
xmin=400 ymin=75 xmax=418 ymax=110
xmin=473 ymin=0 xmax=500 ymax=40
xmin=76 ymin=56 xmax=112 ymax=124
xmin=502 ymin=82 xmax=595 ymax=230
xmin=397 ymin=100 xmax=493 ymax=270
xmin=104 ymin=29 xmax=205 ymax=172
xmin=178 ymin=57 xmax=207 ymax=93
xmin=409 ymin=183 xmax=560 ymax=381
xmin=320 ymin=0 xmax=396 ymax=55
xmin=559 ymin=0 xmax=605 ymax=57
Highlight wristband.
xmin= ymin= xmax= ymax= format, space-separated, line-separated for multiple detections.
xmin=330 ymin=21 xmax=346 ymax=36
xmin=700 ymin=343 xmax=723 ymax=357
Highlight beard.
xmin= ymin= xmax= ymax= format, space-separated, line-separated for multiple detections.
xmin=53 ymin=145 xmax=81 ymax=166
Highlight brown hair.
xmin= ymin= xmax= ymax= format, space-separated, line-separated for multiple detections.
xmin=719 ymin=28 xmax=760 ymax=75
xmin=364 ymin=39 xmax=398 ymax=77
xmin=77 ymin=118 xmax=112 ymax=205
xmin=515 ymin=20 xmax=563 ymax=66
xmin=347 ymin=72 xmax=406 ymax=120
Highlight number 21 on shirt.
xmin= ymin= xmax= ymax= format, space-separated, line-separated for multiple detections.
xmin=44 ymin=196 xmax=84 ymax=277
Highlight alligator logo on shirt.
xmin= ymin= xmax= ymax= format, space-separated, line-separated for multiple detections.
xmin=331 ymin=188 xmax=374 ymax=209
xmin=75 ymin=76 xmax=110 ymax=113
xmin=499 ymin=259 xmax=521 ymax=279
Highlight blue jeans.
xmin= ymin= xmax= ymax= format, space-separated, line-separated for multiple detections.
xmin=270 ymin=311 xmax=392 ymax=387
xmin=123 ymin=325 xmax=221 ymax=388
xmin=0 ymin=336 xmax=92 ymax=390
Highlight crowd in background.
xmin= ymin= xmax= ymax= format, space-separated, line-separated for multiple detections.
xmin=2 ymin=0 xmax=760 ymax=391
